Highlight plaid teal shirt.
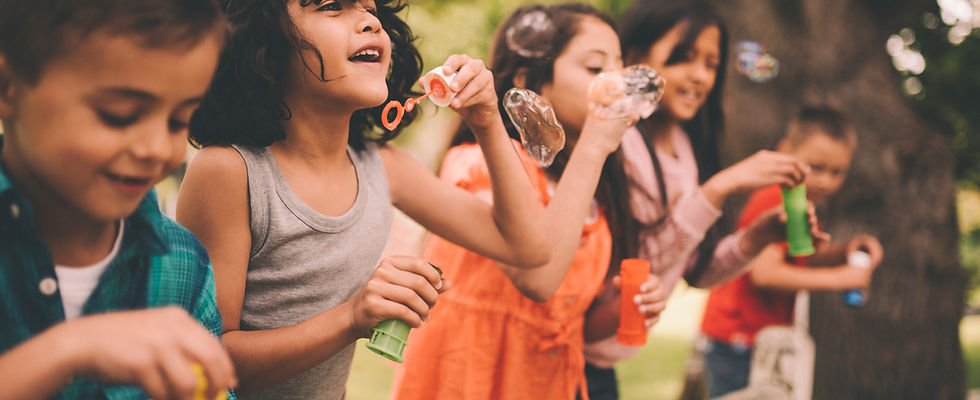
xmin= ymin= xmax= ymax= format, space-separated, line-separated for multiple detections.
xmin=0 ymin=154 xmax=230 ymax=399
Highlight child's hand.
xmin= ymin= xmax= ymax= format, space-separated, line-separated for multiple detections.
xmin=839 ymin=263 xmax=875 ymax=289
xmin=348 ymin=256 xmax=446 ymax=335
xmin=740 ymin=202 xmax=829 ymax=256
xmin=703 ymin=150 xmax=810 ymax=206
xmin=61 ymin=307 xmax=236 ymax=400
xmin=846 ymin=234 xmax=884 ymax=268
xmin=436 ymin=55 xmax=499 ymax=131
xmin=613 ymin=273 xmax=668 ymax=329
xmin=578 ymin=114 xmax=637 ymax=157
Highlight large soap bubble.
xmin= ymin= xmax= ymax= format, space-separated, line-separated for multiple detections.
xmin=735 ymin=40 xmax=779 ymax=83
xmin=588 ymin=65 xmax=666 ymax=120
xmin=502 ymin=87 xmax=565 ymax=168
xmin=505 ymin=10 xmax=556 ymax=58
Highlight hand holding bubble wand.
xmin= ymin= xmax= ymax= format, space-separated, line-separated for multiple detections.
xmin=365 ymin=264 xmax=443 ymax=363
xmin=382 ymin=67 xmax=457 ymax=131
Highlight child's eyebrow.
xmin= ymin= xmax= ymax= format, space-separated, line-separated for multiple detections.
xmin=91 ymin=87 xmax=158 ymax=102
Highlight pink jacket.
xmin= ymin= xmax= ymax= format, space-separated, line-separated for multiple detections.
xmin=584 ymin=126 xmax=753 ymax=367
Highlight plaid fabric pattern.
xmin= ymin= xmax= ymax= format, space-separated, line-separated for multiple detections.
xmin=0 ymin=147 xmax=229 ymax=399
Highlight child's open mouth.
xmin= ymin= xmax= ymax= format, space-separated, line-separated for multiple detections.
xmin=349 ymin=48 xmax=382 ymax=63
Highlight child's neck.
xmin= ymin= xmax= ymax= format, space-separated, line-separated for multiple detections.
xmin=277 ymin=93 xmax=357 ymax=165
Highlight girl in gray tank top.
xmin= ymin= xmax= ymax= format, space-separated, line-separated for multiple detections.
xmin=177 ymin=1 xmax=561 ymax=399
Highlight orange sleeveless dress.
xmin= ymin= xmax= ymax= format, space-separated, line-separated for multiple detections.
xmin=390 ymin=142 xmax=611 ymax=400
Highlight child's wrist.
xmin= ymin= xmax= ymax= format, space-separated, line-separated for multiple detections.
xmin=701 ymin=176 xmax=731 ymax=208
xmin=45 ymin=323 xmax=86 ymax=385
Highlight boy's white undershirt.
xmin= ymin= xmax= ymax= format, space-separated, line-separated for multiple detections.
xmin=54 ymin=220 xmax=125 ymax=320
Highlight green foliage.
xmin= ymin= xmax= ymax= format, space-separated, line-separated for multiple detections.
xmin=895 ymin=6 xmax=980 ymax=186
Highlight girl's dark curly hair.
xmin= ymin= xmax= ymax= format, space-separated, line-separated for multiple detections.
xmin=190 ymin=0 xmax=422 ymax=150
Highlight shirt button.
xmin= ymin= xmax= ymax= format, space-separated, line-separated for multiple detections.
xmin=566 ymin=296 xmax=575 ymax=305
xmin=39 ymin=277 xmax=58 ymax=296
xmin=9 ymin=203 xmax=19 ymax=219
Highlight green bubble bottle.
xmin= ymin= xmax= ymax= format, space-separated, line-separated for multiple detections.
xmin=782 ymin=184 xmax=815 ymax=257
xmin=365 ymin=264 xmax=442 ymax=363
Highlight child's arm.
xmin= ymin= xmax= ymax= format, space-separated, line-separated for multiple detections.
xmin=178 ymin=147 xmax=444 ymax=396
xmin=747 ymin=243 xmax=877 ymax=291
xmin=385 ymin=55 xmax=550 ymax=269
xmin=700 ymin=151 xmax=810 ymax=208
xmin=808 ymin=234 xmax=884 ymax=267
xmin=0 ymin=308 xmax=235 ymax=400
xmin=694 ymin=204 xmax=828 ymax=288
xmin=481 ymin=115 xmax=634 ymax=300
xmin=584 ymin=274 xmax=668 ymax=343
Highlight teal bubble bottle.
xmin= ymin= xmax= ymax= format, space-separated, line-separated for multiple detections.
xmin=365 ymin=265 xmax=442 ymax=363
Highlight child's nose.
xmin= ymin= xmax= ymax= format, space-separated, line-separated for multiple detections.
xmin=130 ymin=125 xmax=175 ymax=163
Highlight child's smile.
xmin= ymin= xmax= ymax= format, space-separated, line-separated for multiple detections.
xmin=0 ymin=33 xmax=221 ymax=222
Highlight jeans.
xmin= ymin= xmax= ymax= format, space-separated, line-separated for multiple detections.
xmin=582 ymin=362 xmax=619 ymax=400
xmin=703 ymin=338 xmax=753 ymax=398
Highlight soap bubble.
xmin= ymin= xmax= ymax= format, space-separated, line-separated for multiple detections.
xmin=505 ymin=10 xmax=556 ymax=59
xmin=735 ymin=40 xmax=779 ymax=83
xmin=588 ymin=65 xmax=666 ymax=120
xmin=502 ymin=87 xmax=566 ymax=168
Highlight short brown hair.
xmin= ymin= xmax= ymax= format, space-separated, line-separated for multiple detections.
xmin=785 ymin=105 xmax=858 ymax=149
xmin=0 ymin=0 xmax=227 ymax=85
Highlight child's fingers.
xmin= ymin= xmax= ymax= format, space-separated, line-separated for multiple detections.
xmin=379 ymin=282 xmax=434 ymax=321
xmin=436 ymin=278 xmax=452 ymax=294
xmin=385 ymin=256 xmax=443 ymax=290
xmin=611 ymin=275 xmax=622 ymax=290
xmin=376 ymin=266 xmax=440 ymax=307
xmin=376 ymin=298 xmax=426 ymax=327
xmin=450 ymin=70 xmax=493 ymax=109
xmin=441 ymin=54 xmax=470 ymax=76
xmin=638 ymin=298 xmax=667 ymax=315
xmin=644 ymin=315 xmax=661 ymax=329
xmin=446 ymin=57 xmax=486 ymax=93
xmin=137 ymin=367 xmax=172 ymax=400
xmin=158 ymin=351 xmax=199 ymax=400
xmin=178 ymin=328 xmax=237 ymax=396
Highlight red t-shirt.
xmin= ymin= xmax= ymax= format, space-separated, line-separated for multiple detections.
xmin=699 ymin=185 xmax=799 ymax=347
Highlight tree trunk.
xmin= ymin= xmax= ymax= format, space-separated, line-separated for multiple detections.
xmin=708 ymin=1 xmax=967 ymax=399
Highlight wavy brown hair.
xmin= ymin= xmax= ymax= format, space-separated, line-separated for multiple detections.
xmin=190 ymin=0 xmax=422 ymax=151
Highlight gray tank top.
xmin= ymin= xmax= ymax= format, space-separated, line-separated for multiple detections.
xmin=232 ymin=143 xmax=392 ymax=400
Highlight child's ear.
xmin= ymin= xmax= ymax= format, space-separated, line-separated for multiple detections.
xmin=0 ymin=56 xmax=17 ymax=119
xmin=512 ymin=67 xmax=529 ymax=89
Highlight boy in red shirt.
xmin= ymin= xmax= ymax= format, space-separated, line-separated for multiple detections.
xmin=699 ymin=106 xmax=884 ymax=398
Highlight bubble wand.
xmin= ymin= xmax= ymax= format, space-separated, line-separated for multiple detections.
xmin=381 ymin=67 xmax=455 ymax=131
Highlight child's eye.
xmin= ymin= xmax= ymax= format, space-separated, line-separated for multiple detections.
xmin=97 ymin=110 xmax=139 ymax=128
xmin=316 ymin=1 xmax=341 ymax=11
xmin=587 ymin=67 xmax=603 ymax=75
xmin=168 ymin=118 xmax=190 ymax=133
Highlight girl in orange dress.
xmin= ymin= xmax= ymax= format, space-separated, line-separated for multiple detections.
xmin=391 ymin=4 xmax=666 ymax=399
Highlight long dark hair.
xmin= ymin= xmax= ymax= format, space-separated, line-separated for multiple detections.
xmin=618 ymin=0 xmax=729 ymax=284
xmin=450 ymin=3 xmax=639 ymax=274
xmin=189 ymin=0 xmax=422 ymax=151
